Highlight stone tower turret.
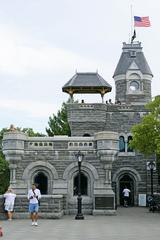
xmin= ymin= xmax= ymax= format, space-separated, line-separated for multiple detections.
xmin=113 ymin=42 xmax=153 ymax=105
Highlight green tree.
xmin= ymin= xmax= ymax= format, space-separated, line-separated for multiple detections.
xmin=46 ymin=101 xmax=71 ymax=136
xmin=0 ymin=152 xmax=10 ymax=194
xmin=0 ymin=128 xmax=9 ymax=193
xmin=130 ymin=95 xmax=160 ymax=156
xmin=21 ymin=128 xmax=45 ymax=137
xmin=130 ymin=96 xmax=160 ymax=182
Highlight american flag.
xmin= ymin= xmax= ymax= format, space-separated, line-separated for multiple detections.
xmin=134 ymin=16 xmax=151 ymax=27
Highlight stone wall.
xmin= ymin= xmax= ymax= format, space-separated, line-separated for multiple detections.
xmin=67 ymin=103 xmax=148 ymax=136
xmin=0 ymin=195 xmax=64 ymax=219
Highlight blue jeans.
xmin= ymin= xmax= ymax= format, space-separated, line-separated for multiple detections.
xmin=29 ymin=203 xmax=39 ymax=213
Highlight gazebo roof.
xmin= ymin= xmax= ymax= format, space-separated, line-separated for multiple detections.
xmin=62 ymin=72 xmax=112 ymax=95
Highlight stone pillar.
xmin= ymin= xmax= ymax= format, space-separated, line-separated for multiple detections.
xmin=93 ymin=131 xmax=118 ymax=215
xmin=9 ymin=164 xmax=17 ymax=184
xmin=2 ymin=130 xmax=27 ymax=193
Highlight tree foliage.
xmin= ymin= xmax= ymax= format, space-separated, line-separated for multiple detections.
xmin=20 ymin=128 xmax=46 ymax=137
xmin=130 ymin=95 xmax=160 ymax=157
xmin=46 ymin=101 xmax=71 ymax=136
xmin=0 ymin=152 xmax=10 ymax=194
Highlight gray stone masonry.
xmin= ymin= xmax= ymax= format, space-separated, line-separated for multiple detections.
xmin=67 ymin=103 xmax=149 ymax=136
xmin=2 ymin=130 xmax=119 ymax=217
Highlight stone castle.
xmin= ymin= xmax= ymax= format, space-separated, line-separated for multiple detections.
xmin=0 ymin=41 xmax=157 ymax=218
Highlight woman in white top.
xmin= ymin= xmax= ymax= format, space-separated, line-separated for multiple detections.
xmin=4 ymin=188 xmax=16 ymax=220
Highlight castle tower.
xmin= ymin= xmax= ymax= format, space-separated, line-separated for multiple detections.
xmin=113 ymin=42 xmax=153 ymax=105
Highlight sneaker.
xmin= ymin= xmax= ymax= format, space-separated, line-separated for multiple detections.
xmin=31 ymin=222 xmax=35 ymax=226
xmin=34 ymin=222 xmax=38 ymax=226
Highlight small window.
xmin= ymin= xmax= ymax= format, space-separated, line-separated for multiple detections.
xmin=130 ymin=51 xmax=136 ymax=57
xmin=127 ymin=136 xmax=133 ymax=152
xmin=83 ymin=133 xmax=91 ymax=137
xmin=119 ymin=136 xmax=125 ymax=152
xmin=129 ymin=81 xmax=139 ymax=91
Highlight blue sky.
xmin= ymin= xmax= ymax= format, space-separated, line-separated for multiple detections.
xmin=0 ymin=0 xmax=159 ymax=133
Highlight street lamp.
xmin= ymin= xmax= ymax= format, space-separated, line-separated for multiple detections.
xmin=148 ymin=161 xmax=156 ymax=196
xmin=75 ymin=151 xmax=84 ymax=220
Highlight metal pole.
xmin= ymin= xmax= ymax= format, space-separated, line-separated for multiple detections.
xmin=75 ymin=160 xmax=84 ymax=220
xmin=151 ymin=167 xmax=153 ymax=196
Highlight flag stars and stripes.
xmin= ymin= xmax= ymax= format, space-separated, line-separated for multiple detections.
xmin=134 ymin=16 xmax=151 ymax=27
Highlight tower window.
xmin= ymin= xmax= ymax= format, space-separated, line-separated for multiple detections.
xmin=129 ymin=81 xmax=139 ymax=91
xmin=119 ymin=136 xmax=125 ymax=152
xmin=130 ymin=51 xmax=136 ymax=57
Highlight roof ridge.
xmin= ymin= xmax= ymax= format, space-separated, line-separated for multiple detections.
xmin=97 ymin=73 xmax=112 ymax=88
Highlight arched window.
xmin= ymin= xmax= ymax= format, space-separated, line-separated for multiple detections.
xmin=119 ymin=136 xmax=125 ymax=152
xmin=127 ymin=136 xmax=133 ymax=152
xmin=34 ymin=172 xmax=48 ymax=194
xmin=73 ymin=173 xmax=88 ymax=196
xmin=83 ymin=133 xmax=91 ymax=137
xmin=128 ymin=73 xmax=141 ymax=93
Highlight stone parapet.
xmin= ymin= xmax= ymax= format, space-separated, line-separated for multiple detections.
xmin=0 ymin=195 xmax=64 ymax=219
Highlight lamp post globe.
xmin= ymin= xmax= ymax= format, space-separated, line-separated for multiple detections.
xmin=75 ymin=151 xmax=84 ymax=220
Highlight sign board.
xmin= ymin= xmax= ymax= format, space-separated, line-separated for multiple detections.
xmin=95 ymin=197 xmax=114 ymax=210
xmin=138 ymin=194 xmax=146 ymax=206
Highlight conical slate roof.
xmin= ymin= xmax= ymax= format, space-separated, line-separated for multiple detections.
xmin=62 ymin=72 xmax=112 ymax=95
xmin=113 ymin=42 xmax=153 ymax=77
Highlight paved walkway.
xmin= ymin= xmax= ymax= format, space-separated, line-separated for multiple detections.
xmin=1 ymin=207 xmax=160 ymax=240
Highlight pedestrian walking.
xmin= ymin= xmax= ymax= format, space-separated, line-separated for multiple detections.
xmin=122 ymin=186 xmax=130 ymax=207
xmin=28 ymin=183 xmax=41 ymax=226
xmin=4 ymin=188 xmax=16 ymax=220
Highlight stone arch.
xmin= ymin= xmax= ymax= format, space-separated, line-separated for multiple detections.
xmin=63 ymin=161 xmax=99 ymax=200
xmin=112 ymin=167 xmax=141 ymax=205
xmin=112 ymin=167 xmax=141 ymax=182
xmin=63 ymin=161 xmax=99 ymax=181
xmin=22 ymin=161 xmax=58 ymax=194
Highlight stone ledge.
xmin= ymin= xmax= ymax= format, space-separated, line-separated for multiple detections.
xmin=93 ymin=210 xmax=116 ymax=216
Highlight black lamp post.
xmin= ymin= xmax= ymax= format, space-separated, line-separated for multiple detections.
xmin=148 ymin=161 xmax=155 ymax=196
xmin=75 ymin=151 xmax=84 ymax=220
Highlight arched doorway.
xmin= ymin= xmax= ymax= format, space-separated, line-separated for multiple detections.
xmin=73 ymin=172 xmax=88 ymax=196
xmin=119 ymin=174 xmax=134 ymax=206
xmin=34 ymin=172 xmax=48 ymax=194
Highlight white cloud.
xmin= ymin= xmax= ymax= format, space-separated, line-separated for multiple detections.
xmin=0 ymin=23 xmax=103 ymax=76
xmin=0 ymin=98 xmax=57 ymax=118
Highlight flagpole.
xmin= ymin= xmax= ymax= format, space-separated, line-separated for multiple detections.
xmin=130 ymin=4 xmax=133 ymax=43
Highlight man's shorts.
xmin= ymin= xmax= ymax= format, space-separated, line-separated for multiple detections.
xmin=4 ymin=203 xmax=14 ymax=212
xmin=29 ymin=203 xmax=39 ymax=213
